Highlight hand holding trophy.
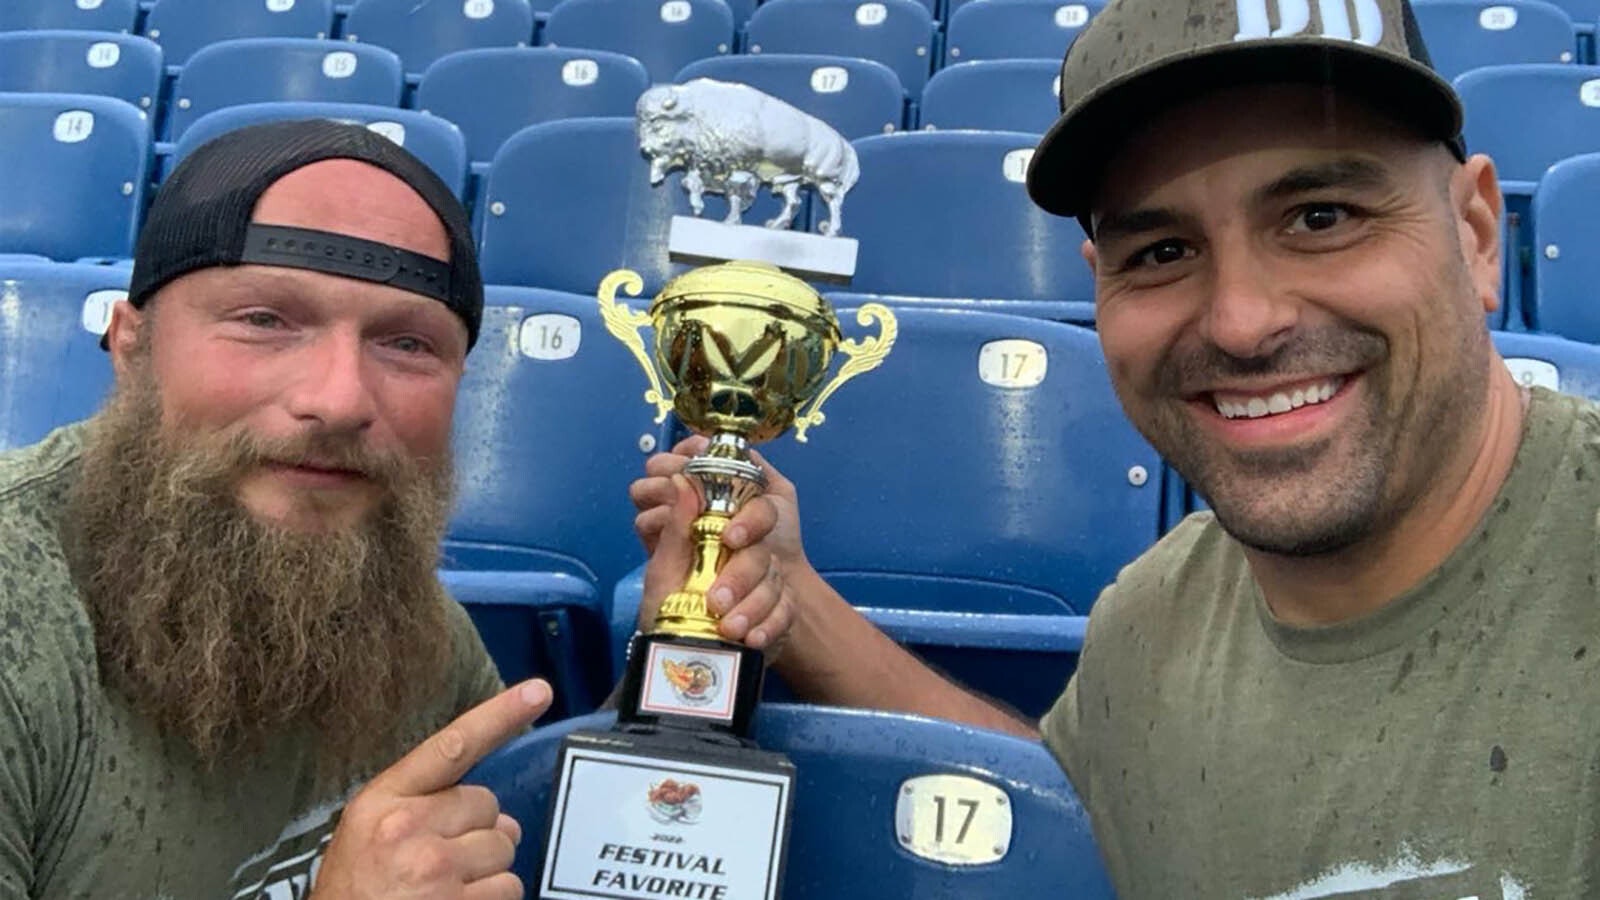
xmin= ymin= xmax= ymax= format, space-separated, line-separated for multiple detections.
xmin=536 ymin=81 xmax=897 ymax=900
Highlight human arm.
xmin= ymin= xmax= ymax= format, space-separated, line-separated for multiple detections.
xmin=632 ymin=437 xmax=1038 ymax=739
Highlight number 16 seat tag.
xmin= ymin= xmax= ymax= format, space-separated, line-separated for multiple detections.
xmin=894 ymin=774 xmax=1014 ymax=866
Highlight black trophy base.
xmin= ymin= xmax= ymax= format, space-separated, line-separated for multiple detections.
xmin=538 ymin=728 xmax=795 ymax=900
xmin=616 ymin=630 xmax=766 ymax=740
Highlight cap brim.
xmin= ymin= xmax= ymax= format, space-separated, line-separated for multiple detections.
xmin=1026 ymin=40 xmax=1465 ymax=222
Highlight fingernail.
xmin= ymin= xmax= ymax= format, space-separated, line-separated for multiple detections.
xmin=725 ymin=525 xmax=747 ymax=547
xmin=710 ymin=586 xmax=733 ymax=612
xmin=747 ymin=628 xmax=766 ymax=649
xmin=725 ymin=614 xmax=749 ymax=636
xmin=671 ymin=474 xmax=691 ymax=493
xmin=519 ymin=680 xmax=550 ymax=706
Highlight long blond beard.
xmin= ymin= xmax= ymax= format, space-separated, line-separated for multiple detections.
xmin=63 ymin=359 xmax=457 ymax=778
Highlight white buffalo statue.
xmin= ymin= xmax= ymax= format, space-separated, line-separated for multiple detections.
xmin=637 ymin=78 xmax=859 ymax=237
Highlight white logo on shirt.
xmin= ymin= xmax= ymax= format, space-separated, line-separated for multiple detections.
xmin=1248 ymin=846 xmax=1530 ymax=900
xmin=1234 ymin=0 xmax=1384 ymax=45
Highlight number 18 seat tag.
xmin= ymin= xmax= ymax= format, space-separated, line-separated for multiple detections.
xmin=895 ymin=774 xmax=1014 ymax=866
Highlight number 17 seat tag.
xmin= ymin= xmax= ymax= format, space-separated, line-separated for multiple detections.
xmin=894 ymin=774 xmax=1014 ymax=866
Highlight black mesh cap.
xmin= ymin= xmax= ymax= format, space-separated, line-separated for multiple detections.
xmin=128 ymin=118 xmax=484 ymax=349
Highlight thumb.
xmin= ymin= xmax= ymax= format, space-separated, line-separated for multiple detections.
xmin=640 ymin=474 xmax=701 ymax=624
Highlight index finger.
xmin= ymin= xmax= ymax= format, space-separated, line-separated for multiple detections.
xmin=374 ymin=679 xmax=552 ymax=797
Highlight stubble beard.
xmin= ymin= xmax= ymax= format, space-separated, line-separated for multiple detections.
xmin=64 ymin=358 xmax=457 ymax=781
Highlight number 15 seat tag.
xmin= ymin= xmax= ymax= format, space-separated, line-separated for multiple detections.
xmin=894 ymin=774 xmax=1015 ymax=866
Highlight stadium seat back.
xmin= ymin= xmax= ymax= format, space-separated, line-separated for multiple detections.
xmin=675 ymin=53 xmax=905 ymax=139
xmin=919 ymin=59 xmax=1060 ymax=133
xmin=1458 ymin=64 xmax=1600 ymax=184
xmin=448 ymin=291 xmax=664 ymax=594
xmin=479 ymin=117 xmax=787 ymax=295
xmin=0 ymin=93 xmax=150 ymax=261
xmin=344 ymin=0 xmax=536 ymax=79
xmin=0 ymin=261 xmax=123 ymax=450
xmin=171 ymin=101 xmax=469 ymax=197
xmin=0 ymin=0 xmax=139 ymax=33
xmin=828 ymin=131 xmax=1093 ymax=304
xmin=143 ymin=0 xmax=335 ymax=67
xmin=1413 ymin=0 xmax=1576 ymax=81
xmin=944 ymin=0 xmax=1105 ymax=66
xmin=1493 ymin=330 xmax=1600 ymax=399
xmin=0 ymin=30 xmax=163 ymax=112
xmin=541 ymin=0 xmax=735 ymax=85
xmin=166 ymin=38 xmax=404 ymax=140
xmin=415 ymin=47 xmax=649 ymax=166
xmin=1532 ymin=152 xmax=1600 ymax=341
xmin=464 ymin=706 xmax=1115 ymax=900
xmin=745 ymin=0 xmax=936 ymax=98
xmin=757 ymin=307 xmax=1162 ymax=616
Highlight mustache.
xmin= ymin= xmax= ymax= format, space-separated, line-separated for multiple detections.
xmin=1159 ymin=327 xmax=1389 ymax=395
xmin=190 ymin=426 xmax=418 ymax=491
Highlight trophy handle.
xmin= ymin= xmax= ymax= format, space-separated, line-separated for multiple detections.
xmin=793 ymin=303 xmax=898 ymax=443
xmin=597 ymin=269 xmax=674 ymax=423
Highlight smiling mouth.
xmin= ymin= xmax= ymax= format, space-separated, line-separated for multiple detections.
xmin=1208 ymin=375 xmax=1349 ymax=421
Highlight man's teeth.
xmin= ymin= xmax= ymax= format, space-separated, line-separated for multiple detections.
xmin=1214 ymin=378 xmax=1344 ymax=420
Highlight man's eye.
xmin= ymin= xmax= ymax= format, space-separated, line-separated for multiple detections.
xmin=241 ymin=311 xmax=284 ymax=329
xmin=1288 ymin=204 xmax=1350 ymax=233
xmin=1129 ymin=239 xmax=1193 ymax=269
xmin=390 ymin=336 xmax=432 ymax=355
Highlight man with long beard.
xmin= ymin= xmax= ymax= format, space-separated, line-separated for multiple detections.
xmin=1 ymin=120 xmax=608 ymax=898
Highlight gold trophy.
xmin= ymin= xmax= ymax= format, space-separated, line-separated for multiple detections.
xmin=599 ymin=261 xmax=895 ymax=661
xmin=537 ymin=80 xmax=893 ymax=900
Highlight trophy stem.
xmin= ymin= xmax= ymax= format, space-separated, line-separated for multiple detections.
xmin=653 ymin=511 xmax=733 ymax=640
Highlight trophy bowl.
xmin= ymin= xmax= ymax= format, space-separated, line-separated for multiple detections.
xmin=650 ymin=260 xmax=842 ymax=444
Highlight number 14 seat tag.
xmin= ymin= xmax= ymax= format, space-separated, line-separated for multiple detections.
xmin=894 ymin=774 xmax=1015 ymax=866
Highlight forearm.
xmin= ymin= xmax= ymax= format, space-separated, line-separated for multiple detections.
xmin=772 ymin=566 xmax=1038 ymax=739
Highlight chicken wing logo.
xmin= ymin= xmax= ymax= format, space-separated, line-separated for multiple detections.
xmin=662 ymin=657 xmax=721 ymax=706
xmin=647 ymin=779 xmax=704 ymax=825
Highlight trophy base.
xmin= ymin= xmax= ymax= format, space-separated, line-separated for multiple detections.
xmin=617 ymin=631 xmax=765 ymax=740
xmin=538 ymin=728 xmax=795 ymax=900
xmin=667 ymin=216 xmax=859 ymax=283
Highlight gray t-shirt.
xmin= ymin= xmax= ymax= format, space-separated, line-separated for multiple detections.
xmin=0 ymin=424 xmax=504 ymax=899
xmin=1044 ymin=388 xmax=1600 ymax=899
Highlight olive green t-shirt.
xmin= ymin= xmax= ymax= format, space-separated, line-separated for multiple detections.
xmin=0 ymin=424 xmax=504 ymax=899
xmin=1044 ymin=388 xmax=1600 ymax=899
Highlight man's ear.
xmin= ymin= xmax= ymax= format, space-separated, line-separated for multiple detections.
xmin=105 ymin=300 xmax=146 ymax=381
xmin=1454 ymin=153 xmax=1504 ymax=316
xmin=1081 ymin=237 xmax=1098 ymax=277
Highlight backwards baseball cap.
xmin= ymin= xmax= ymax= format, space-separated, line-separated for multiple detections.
xmin=1026 ymin=0 xmax=1467 ymax=226
xmin=126 ymin=118 xmax=483 ymax=349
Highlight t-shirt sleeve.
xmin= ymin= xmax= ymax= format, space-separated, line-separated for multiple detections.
xmin=1039 ymin=582 xmax=1119 ymax=808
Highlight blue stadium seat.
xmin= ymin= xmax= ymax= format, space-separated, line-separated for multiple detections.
xmin=541 ymin=0 xmax=735 ymax=85
xmin=0 ymin=0 xmax=139 ymax=33
xmin=823 ymin=132 xmax=1094 ymax=310
xmin=165 ymin=38 xmax=404 ymax=140
xmin=944 ymin=0 xmax=1105 ymax=65
xmin=751 ymin=309 xmax=1157 ymax=715
xmin=1531 ymin=152 xmax=1600 ymax=340
xmin=0 ymin=93 xmax=150 ymax=261
xmin=343 ymin=0 xmax=534 ymax=81
xmin=1494 ymin=330 xmax=1600 ymax=398
xmin=0 ymin=261 xmax=124 ymax=451
xmin=170 ymin=101 xmax=469 ymax=197
xmin=1458 ymin=64 xmax=1600 ymax=195
xmin=0 ymin=31 xmax=163 ymax=113
xmin=479 ymin=117 xmax=782 ymax=295
xmin=1411 ymin=0 xmax=1576 ymax=81
xmin=676 ymin=54 xmax=906 ymax=139
xmin=142 ymin=0 xmax=335 ymax=68
xmin=446 ymin=291 xmax=673 ymax=698
xmin=415 ymin=47 xmax=649 ymax=168
xmin=465 ymin=706 xmax=1114 ymax=899
xmin=745 ymin=0 xmax=936 ymax=99
xmin=920 ymin=59 xmax=1059 ymax=133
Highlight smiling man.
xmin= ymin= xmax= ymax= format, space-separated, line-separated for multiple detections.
xmin=629 ymin=0 xmax=1600 ymax=896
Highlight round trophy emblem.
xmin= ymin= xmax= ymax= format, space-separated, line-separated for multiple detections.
xmin=662 ymin=657 xmax=720 ymax=706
